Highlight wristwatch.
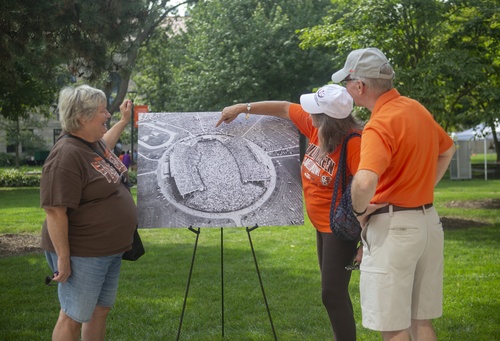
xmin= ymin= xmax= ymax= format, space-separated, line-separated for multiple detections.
xmin=352 ymin=205 xmax=367 ymax=217
xmin=245 ymin=103 xmax=251 ymax=119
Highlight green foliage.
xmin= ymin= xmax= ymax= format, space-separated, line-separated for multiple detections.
xmin=0 ymin=114 xmax=51 ymax=167
xmin=298 ymin=0 xmax=500 ymax=134
xmin=134 ymin=23 xmax=186 ymax=112
xmin=128 ymin=169 xmax=137 ymax=186
xmin=470 ymin=153 xmax=497 ymax=163
xmin=0 ymin=169 xmax=41 ymax=187
xmin=17 ymin=133 xmax=47 ymax=157
xmin=0 ymin=0 xmax=63 ymax=120
xmin=0 ymin=153 xmax=16 ymax=167
xmin=0 ymin=0 xmax=163 ymax=120
xmin=135 ymin=0 xmax=333 ymax=112
xmin=0 ymin=167 xmax=135 ymax=188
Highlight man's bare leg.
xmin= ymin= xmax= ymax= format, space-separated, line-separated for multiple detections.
xmin=409 ymin=319 xmax=437 ymax=341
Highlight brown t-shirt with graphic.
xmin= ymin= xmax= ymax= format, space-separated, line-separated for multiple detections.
xmin=40 ymin=137 xmax=137 ymax=257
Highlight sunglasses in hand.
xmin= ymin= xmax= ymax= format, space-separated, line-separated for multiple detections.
xmin=45 ymin=271 xmax=59 ymax=286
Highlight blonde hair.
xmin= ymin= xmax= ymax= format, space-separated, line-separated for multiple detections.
xmin=58 ymin=85 xmax=107 ymax=133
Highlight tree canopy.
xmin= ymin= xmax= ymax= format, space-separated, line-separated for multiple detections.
xmin=0 ymin=0 xmax=193 ymax=120
xmin=298 ymin=0 xmax=499 ymax=132
xmin=134 ymin=0 xmax=333 ymax=112
xmin=298 ymin=0 xmax=499 ymax=160
xmin=2 ymin=0 xmax=499 ymax=161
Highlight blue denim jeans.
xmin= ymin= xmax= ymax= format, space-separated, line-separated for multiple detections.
xmin=45 ymin=251 xmax=123 ymax=323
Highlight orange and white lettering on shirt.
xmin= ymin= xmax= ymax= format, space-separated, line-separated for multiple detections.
xmin=289 ymin=104 xmax=361 ymax=233
xmin=90 ymin=149 xmax=126 ymax=184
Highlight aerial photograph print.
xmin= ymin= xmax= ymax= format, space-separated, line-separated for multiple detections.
xmin=136 ymin=112 xmax=304 ymax=229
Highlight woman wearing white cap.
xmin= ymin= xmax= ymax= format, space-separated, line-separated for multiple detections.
xmin=217 ymin=84 xmax=362 ymax=341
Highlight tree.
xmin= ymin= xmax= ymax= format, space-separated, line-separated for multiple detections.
xmin=298 ymin=0 xmax=500 ymax=159
xmin=133 ymin=18 xmax=188 ymax=112
xmin=0 ymin=0 xmax=66 ymax=121
xmin=442 ymin=2 xmax=500 ymax=161
xmin=0 ymin=113 xmax=49 ymax=167
xmin=0 ymin=0 xmax=195 ymax=119
xmin=134 ymin=0 xmax=333 ymax=112
xmin=92 ymin=0 xmax=198 ymax=115
xmin=1 ymin=0 xmax=196 ymax=165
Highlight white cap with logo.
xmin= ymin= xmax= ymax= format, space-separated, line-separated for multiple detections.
xmin=300 ymin=84 xmax=353 ymax=119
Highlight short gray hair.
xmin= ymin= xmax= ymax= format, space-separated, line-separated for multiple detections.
xmin=58 ymin=85 xmax=107 ymax=133
xmin=353 ymin=63 xmax=394 ymax=93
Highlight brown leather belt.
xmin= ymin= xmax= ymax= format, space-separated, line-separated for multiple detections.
xmin=371 ymin=203 xmax=433 ymax=216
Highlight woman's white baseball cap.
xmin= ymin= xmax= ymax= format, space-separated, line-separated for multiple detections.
xmin=300 ymin=84 xmax=353 ymax=119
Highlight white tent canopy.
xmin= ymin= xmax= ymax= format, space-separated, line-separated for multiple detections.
xmin=451 ymin=120 xmax=499 ymax=180
xmin=452 ymin=121 xmax=500 ymax=142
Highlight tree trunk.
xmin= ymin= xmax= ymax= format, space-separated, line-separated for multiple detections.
xmin=106 ymin=1 xmax=178 ymax=114
xmin=14 ymin=117 xmax=20 ymax=168
xmin=491 ymin=122 xmax=500 ymax=164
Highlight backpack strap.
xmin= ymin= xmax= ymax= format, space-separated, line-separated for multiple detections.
xmin=330 ymin=132 xmax=361 ymax=211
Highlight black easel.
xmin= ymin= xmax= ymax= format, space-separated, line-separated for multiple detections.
xmin=176 ymin=225 xmax=277 ymax=341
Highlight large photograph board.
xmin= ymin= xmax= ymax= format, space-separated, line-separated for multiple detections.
xmin=137 ymin=112 xmax=303 ymax=228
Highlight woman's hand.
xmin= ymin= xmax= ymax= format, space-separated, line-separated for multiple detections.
xmin=44 ymin=206 xmax=72 ymax=283
xmin=54 ymin=257 xmax=72 ymax=283
xmin=119 ymin=99 xmax=133 ymax=123
xmin=216 ymin=104 xmax=245 ymax=127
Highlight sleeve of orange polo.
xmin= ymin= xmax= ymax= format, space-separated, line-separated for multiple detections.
xmin=435 ymin=120 xmax=454 ymax=153
xmin=358 ymin=124 xmax=392 ymax=177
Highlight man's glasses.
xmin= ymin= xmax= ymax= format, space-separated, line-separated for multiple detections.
xmin=345 ymin=263 xmax=360 ymax=271
xmin=346 ymin=242 xmax=362 ymax=271
xmin=45 ymin=272 xmax=59 ymax=286
xmin=341 ymin=77 xmax=357 ymax=86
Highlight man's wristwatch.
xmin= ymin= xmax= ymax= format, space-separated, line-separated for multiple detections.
xmin=352 ymin=205 xmax=367 ymax=217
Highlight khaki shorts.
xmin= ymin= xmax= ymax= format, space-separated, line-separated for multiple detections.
xmin=359 ymin=205 xmax=443 ymax=331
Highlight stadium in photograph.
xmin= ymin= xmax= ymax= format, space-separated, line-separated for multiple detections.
xmin=136 ymin=112 xmax=304 ymax=228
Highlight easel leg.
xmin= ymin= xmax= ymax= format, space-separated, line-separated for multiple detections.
xmin=176 ymin=226 xmax=277 ymax=340
xmin=246 ymin=224 xmax=278 ymax=341
xmin=176 ymin=227 xmax=200 ymax=341
xmin=221 ymin=227 xmax=225 ymax=338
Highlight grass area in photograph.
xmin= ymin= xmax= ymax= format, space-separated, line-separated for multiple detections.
xmin=0 ymin=178 xmax=499 ymax=340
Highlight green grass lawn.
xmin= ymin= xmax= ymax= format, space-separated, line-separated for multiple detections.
xmin=1 ymin=178 xmax=499 ymax=340
xmin=470 ymin=153 xmax=497 ymax=163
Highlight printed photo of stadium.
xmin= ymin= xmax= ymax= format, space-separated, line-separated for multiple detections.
xmin=136 ymin=112 xmax=304 ymax=228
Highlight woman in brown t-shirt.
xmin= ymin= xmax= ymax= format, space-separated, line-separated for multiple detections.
xmin=41 ymin=85 xmax=137 ymax=341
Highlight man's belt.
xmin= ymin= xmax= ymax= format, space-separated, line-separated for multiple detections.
xmin=371 ymin=203 xmax=433 ymax=216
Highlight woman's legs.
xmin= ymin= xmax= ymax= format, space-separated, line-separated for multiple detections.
xmin=317 ymin=231 xmax=358 ymax=341
xmin=82 ymin=306 xmax=112 ymax=341
xmin=45 ymin=252 xmax=122 ymax=341
xmin=52 ymin=305 xmax=111 ymax=341
xmin=52 ymin=309 xmax=81 ymax=341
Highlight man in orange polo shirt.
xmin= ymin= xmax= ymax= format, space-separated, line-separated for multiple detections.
xmin=331 ymin=48 xmax=456 ymax=341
